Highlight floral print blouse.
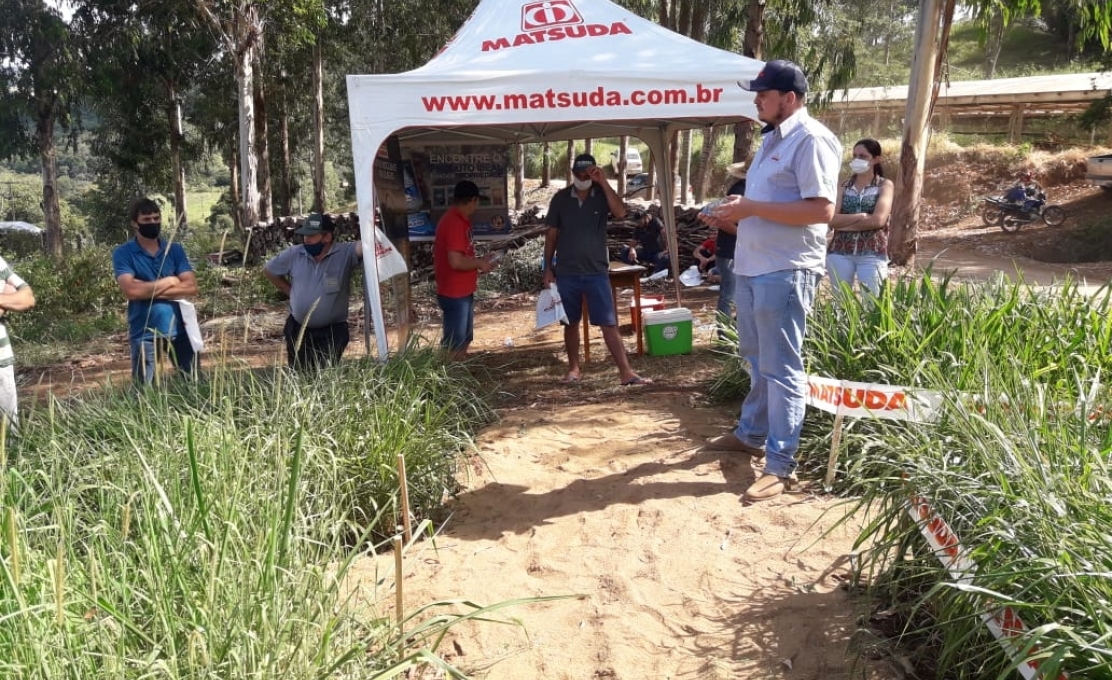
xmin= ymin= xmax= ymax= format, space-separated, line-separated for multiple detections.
xmin=828 ymin=178 xmax=887 ymax=257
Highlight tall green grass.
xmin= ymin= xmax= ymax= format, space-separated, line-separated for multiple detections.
xmin=0 ymin=353 xmax=513 ymax=678
xmin=712 ymin=271 xmax=1112 ymax=677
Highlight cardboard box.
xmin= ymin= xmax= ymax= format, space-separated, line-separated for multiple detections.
xmin=643 ymin=308 xmax=693 ymax=356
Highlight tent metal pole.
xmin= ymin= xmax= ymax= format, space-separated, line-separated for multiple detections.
xmin=644 ymin=126 xmax=683 ymax=307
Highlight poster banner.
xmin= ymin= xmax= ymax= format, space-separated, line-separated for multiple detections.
xmin=372 ymin=138 xmax=409 ymax=240
xmin=400 ymin=142 xmax=511 ymax=240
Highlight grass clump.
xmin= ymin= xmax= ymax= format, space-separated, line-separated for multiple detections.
xmin=0 ymin=352 xmax=501 ymax=678
xmin=711 ymin=271 xmax=1112 ymax=676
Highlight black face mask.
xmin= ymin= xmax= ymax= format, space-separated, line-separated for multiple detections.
xmin=138 ymin=222 xmax=161 ymax=240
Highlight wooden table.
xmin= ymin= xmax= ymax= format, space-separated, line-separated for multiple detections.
xmin=582 ymin=263 xmax=647 ymax=362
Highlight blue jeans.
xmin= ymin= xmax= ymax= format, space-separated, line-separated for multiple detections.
xmin=130 ymin=333 xmax=198 ymax=384
xmin=732 ymin=270 xmax=820 ymax=477
xmin=716 ymin=256 xmax=736 ymax=329
xmin=826 ymin=253 xmax=888 ymax=296
xmin=557 ymin=273 xmax=617 ymax=326
xmin=438 ymin=293 xmax=475 ymax=351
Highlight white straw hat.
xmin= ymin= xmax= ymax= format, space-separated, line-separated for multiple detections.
xmin=727 ymin=162 xmax=747 ymax=179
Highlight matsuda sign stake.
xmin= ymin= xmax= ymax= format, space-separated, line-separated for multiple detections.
xmin=483 ymin=0 xmax=632 ymax=52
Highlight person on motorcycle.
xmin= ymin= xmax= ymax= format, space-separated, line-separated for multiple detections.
xmin=1002 ymin=170 xmax=1044 ymax=217
xmin=1004 ymin=170 xmax=1044 ymax=214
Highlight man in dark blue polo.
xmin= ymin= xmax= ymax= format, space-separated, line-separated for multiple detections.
xmin=542 ymin=154 xmax=650 ymax=385
xmin=112 ymin=197 xmax=200 ymax=383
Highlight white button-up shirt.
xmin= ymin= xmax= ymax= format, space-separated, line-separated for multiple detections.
xmin=733 ymin=107 xmax=842 ymax=277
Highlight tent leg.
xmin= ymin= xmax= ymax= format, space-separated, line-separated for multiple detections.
xmin=642 ymin=128 xmax=683 ymax=308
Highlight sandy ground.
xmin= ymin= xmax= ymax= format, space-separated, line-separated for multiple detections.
xmin=341 ymin=282 xmax=891 ymax=680
xmin=339 ymin=207 xmax=1112 ymax=680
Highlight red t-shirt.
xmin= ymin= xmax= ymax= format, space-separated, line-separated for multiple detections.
xmin=433 ymin=207 xmax=477 ymax=298
xmin=700 ymin=238 xmax=716 ymax=255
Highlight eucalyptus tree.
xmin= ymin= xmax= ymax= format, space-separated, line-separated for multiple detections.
xmin=0 ymin=0 xmax=80 ymax=258
xmin=75 ymin=0 xmax=217 ymax=232
xmin=321 ymin=0 xmax=478 ymax=180
xmin=727 ymin=0 xmax=856 ymax=164
xmin=888 ymin=0 xmax=1112 ymax=267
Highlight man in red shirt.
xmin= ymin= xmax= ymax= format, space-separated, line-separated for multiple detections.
xmin=434 ymin=181 xmax=496 ymax=359
xmin=694 ymin=237 xmax=716 ymax=274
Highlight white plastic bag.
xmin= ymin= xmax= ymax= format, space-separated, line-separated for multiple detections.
xmin=373 ymin=226 xmax=409 ymax=281
xmin=535 ymin=283 xmax=569 ymax=330
xmin=175 ymin=300 xmax=204 ymax=353
xmin=679 ymin=265 xmax=703 ymax=287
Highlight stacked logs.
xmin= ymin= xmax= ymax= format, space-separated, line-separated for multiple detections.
xmin=241 ymin=202 xmax=715 ymax=275
xmin=244 ymin=212 xmax=364 ymax=264
xmin=606 ymin=203 xmax=714 ymax=272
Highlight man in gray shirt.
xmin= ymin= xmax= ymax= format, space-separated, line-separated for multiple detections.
xmin=265 ymin=212 xmax=363 ymax=369
xmin=543 ymin=153 xmax=650 ymax=385
xmin=701 ymin=60 xmax=842 ymax=502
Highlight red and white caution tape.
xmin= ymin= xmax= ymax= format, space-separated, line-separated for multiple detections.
xmin=907 ymin=493 xmax=1068 ymax=680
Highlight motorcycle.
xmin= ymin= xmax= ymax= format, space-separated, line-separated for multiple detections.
xmin=980 ymin=191 xmax=1067 ymax=233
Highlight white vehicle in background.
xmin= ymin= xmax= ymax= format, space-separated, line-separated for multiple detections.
xmin=1086 ymin=153 xmax=1112 ymax=191
xmin=611 ymin=148 xmax=643 ymax=176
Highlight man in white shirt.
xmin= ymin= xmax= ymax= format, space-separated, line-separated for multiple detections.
xmin=700 ymin=60 xmax=843 ymax=502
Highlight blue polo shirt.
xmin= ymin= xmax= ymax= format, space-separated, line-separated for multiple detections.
xmin=112 ymin=239 xmax=194 ymax=341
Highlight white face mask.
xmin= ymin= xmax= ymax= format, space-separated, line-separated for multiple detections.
xmin=849 ymin=158 xmax=871 ymax=174
xmin=572 ymin=177 xmax=593 ymax=191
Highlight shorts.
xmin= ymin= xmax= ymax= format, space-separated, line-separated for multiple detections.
xmin=438 ymin=293 xmax=475 ymax=350
xmin=557 ymin=273 xmax=617 ymax=326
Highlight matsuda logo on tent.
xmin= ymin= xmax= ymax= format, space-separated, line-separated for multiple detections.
xmin=522 ymin=0 xmax=581 ymax=31
xmin=481 ymin=0 xmax=632 ymax=52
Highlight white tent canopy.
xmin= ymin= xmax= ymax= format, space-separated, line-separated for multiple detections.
xmin=347 ymin=0 xmax=764 ymax=358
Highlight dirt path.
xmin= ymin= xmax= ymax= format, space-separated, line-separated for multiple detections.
xmin=344 ymin=209 xmax=1112 ymax=679
xmin=341 ymin=286 xmax=892 ymax=680
xmin=918 ymin=233 xmax=1112 ymax=292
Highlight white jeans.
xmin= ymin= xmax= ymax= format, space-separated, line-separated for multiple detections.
xmin=826 ymin=253 xmax=889 ymax=296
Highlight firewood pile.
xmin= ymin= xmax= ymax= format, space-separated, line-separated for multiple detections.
xmin=606 ymin=203 xmax=714 ymax=271
xmin=243 ymin=213 xmax=363 ymax=263
xmin=242 ymin=201 xmax=715 ymax=275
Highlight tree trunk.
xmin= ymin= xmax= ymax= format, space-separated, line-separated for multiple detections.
xmin=514 ymin=143 xmax=524 ymax=210
xmin=617 ymin=136 xmax=628 ymax=195
xmin=311 ymin=40 xmax=327 ymax=212
xmin=254 ymin=55 xmax=273 ymax=224
xmin=658 ymin=0 xmax=670 ymax=30
xmin=677 ymin=0 xmax=693 ymax=37
xmin=679 ymin=129 xmax=691 ymax=204
xmin=694 ymin=126 xmax=719 ymax=203
xmin=584 ymin=138 xmax=593 ymax=157
xmin=743 ymin=1 xmax=765 ymax=61
xmin=168 ymin=86 xmax=188 ymax=231
xmin=229 ymin=147 xmax=242 ymax=232
xmin=234 ymin=20 xmax=260 ymax=231
xmin=888 ymin=0 xmax=950 ymax=267
xmin=689 ymin=0 xmax=710 ymax=41
xmin=541 ymin=141 xmax=551 ymax=187
xmin=662 ymin=131 xmax=679 ymax=202
xmin=734 ymin=0 xmax=766 ymax=163
xmin=36 ymin=105 xmax=63 ymax=258
xmin=982 ymin=8 xmax=1004 ymax=78
xmin=565 ymin=139 xmax=574 ymax=184
xmin=279 ymin=88 xmax=293 ymax=216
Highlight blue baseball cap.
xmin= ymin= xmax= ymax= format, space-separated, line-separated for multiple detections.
xmin=738 ymin=60 xmax=808 ymax=95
